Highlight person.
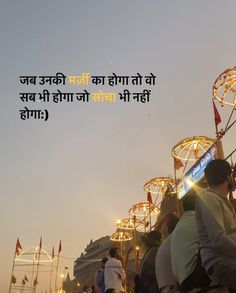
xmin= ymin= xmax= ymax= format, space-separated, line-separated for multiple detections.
xmin=96 ymin=257 xmax=109 ymax=293
xmin=104 ymin=247 xmax=126 ymax=293
xmin=137 ymin=230 xmax=162 ymax=293
xmin=94 ymin=269 xmax=100 ymax=293
xmin=195 ymin=159 xmax=236 ymax=290
xmin=171 ymin=192 xmax=210 ymax=291
xmin=155 ymin=215 xmax=179 ymax=293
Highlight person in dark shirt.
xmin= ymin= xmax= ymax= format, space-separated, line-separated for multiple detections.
xmin=137 ymin=230 xmax=162 ymax=293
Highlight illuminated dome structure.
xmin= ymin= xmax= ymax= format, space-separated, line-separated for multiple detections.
xmin=172 ymin=136 xmax=215 ymax=179
xmin=129 ymin=202 xmax=160 ymax=232
xmin=116 ymin=217 xmax=145 ymax=232
xmin=213 ymin=66 xmax=236 ymax=107
xmin=144 ymin=177 xmax=175 ymax=204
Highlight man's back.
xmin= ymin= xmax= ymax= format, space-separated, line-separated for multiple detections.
xmin=156 ymin=235 xmax=178 ymax=292
xmin=196 ymin=189 xmax=236 ymax=271
xmin=104 ymin=257 xmax=126 ymax=292
xmin=171 ymin=211 xmax=198 ymax=284
xmin=139 ymin=247 xmax=160 ymax=293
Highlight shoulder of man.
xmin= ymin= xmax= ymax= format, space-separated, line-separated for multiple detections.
xmin=156 ymin=235 xmax=171 ymax=258
xmin=106 ymin=257 xmax=122 ymax=267
xmin=197 ymin=189 xmax=223 ymax=207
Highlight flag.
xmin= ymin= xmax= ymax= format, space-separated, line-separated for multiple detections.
xmin=11 ymin=275 xmax=16 ymax=284
xmin=174 ymin=157 xmax=184 ymax=170
xmin=33 ymin=278 xmax=38 ymax=286
xmin=58 ymin=240 xmax=62 ymax=254
xmin=147 ymin=192 xmax=153 ymax=204
xmin=15 ymin=238 xmax=22 ymax=255
xmin=52 ymin=246 xmax=54 ymax=260
xmin=24 ymin=275 xmax=29 ymax=282
xmin=66 ymin=272 xmax=70 ymax=281
xmin=39 ymin=236 xmax=42 ymax=251
xmin=212 ymin=99 xmax=221 ymax=127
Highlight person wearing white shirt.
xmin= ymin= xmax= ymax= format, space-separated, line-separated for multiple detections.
xmin=104 ymin=247 xmax=126 ymax=293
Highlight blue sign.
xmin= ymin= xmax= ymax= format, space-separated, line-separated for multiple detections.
xmin=177 ymin=142 xmax=218 ymax=199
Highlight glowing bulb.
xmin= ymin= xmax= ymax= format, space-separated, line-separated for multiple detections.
xmin=186 ymin=178 xmax=194 ymax=187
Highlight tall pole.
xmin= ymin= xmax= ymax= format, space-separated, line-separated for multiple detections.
xmin=54 ymin=240 xmax=62 ymax=292
xmin=48 ymin=246 xmax=54 ymax=293
xmin=135 ymin=246 xmax=140 ymax=274
xmin=48 ymin=263 xmax=53 ymax=293
xmin=149 ymin=201 xmax=152 ymax=230
xmin=33 ymin=236 xmax=42 ymax=293
xmin=133 ymin=215 xmax=137 ymax=248
xmin=54 ymin=255 xmax=60 ymax=292
xmin=29 ymin=245 xmax=38 ymax=293
xmin=8 ymin=238 xmax=22 ymax=293
xmin=8 ymin=253 xmax=16 ymax=293
xmin=216 ymin=139 xmax=225 ymax=159
xmin=174 ymin=163 xmax=180 ymax=217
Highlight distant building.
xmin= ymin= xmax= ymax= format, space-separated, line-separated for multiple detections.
xmin=74 ymin=233 xmax=145 ymax=290
xmin=74 ymin=236 xmax=112 ymax=288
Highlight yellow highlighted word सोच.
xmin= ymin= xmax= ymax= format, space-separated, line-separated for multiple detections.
xmin=91 ymin=90 xmax=117 ymax=103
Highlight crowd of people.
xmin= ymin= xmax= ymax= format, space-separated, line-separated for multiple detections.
xmin=91 ymin=159 xmax=236 ymax=293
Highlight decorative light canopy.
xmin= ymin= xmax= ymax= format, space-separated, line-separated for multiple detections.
xmin=144 ymin=177 xmax=175 ymax=196
xmin=172 ymin=136 xmax=215 ymax=162
xmin=129 ymin=202 xmax=160 ymax=218
xmin=213 ymin=66 xmax=236 ymax=108
xmin=117 ymin=217 xmax=145 ymax=231
xmin=110 ymin=231 xmax=133 ymax=242
xmin=15 ymin=246 xmax=53 ymax=263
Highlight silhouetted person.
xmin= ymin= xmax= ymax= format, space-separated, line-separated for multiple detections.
xmin=138 ymin=230 xmax=162 ymax=293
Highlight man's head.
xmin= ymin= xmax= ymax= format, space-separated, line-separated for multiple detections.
xmin=147 ymin=230 xmax=162 ymax=243
xmin=109 ymin=247 xmax=120 ymax=259
xmin=183 ymin=191 xmax=197 ymax=212
xmin=205 ymin=159 xmax=233 ymax=193
xmin=142 ymin=230 xmax=162 ymax=250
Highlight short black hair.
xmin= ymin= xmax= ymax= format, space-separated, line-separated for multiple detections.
xmin=141 ymin=230 xmax=162 ymax=249
xmin=109 ymin=247 xmax=119 ymax=257
xmin=183 ymin=191 xmax=197 ymax=211
xmin=205 ymin=159 xmax=232 ymax=187
xmin=101 ymin=257 xmax=108 ymax=264
xmin=147 ymin=230 xmax=162 ymax=242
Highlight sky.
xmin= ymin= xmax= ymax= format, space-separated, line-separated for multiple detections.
xmin=0 ymin=0 xmax=236 ymax=292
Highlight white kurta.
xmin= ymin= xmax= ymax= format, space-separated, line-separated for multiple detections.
xmin=104 ymin=257 xmax=126 ymax=292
